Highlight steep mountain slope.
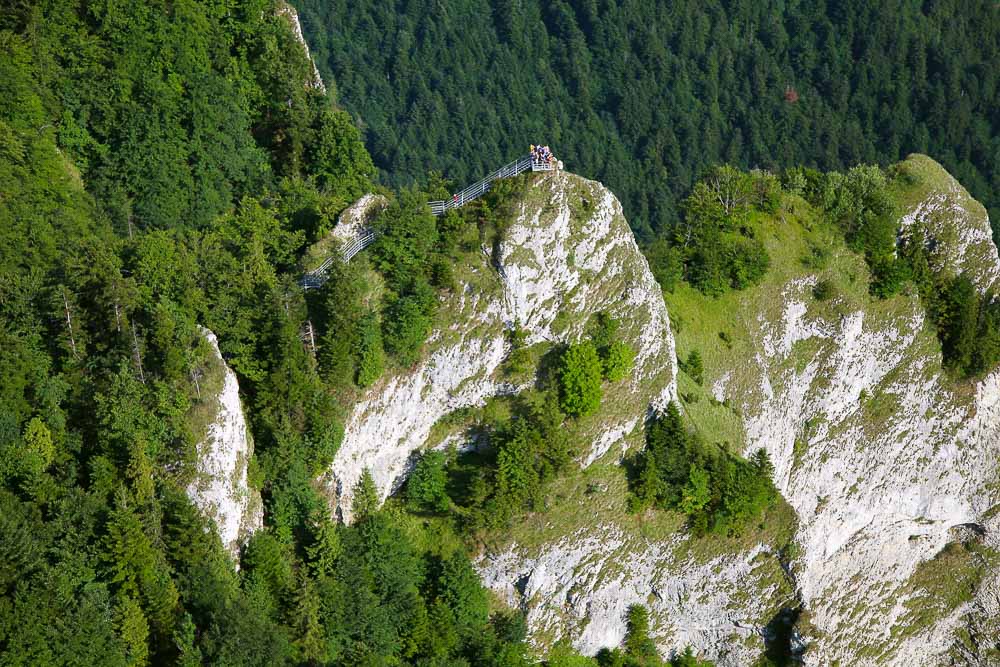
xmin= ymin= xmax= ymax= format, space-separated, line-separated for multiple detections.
xmin=322 ymin=169 xmax=676 ymax=521
xmin=702 ymin=156 xmax=1000 ymax=665
xmin=502 ymin=154 xmax=999 ymax=665
xmin=322 ymin=156 xmax=1000 ymax=665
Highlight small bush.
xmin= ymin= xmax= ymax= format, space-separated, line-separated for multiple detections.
xmin=429 ymin=255 xmax=455 ymax=290
xmin=587 ymin=312 xmax=620 ymax=350
xmin=602 ymin=341 xmax=635 ymax=382
xmin=558 ymin=341 xmax=604 ymax=417
xmin=504 ymin=323 xmax=533 ymax=376
xmin=801 ymin=242 xmax=829 ymax=270
xmin=680 ymin=350 xmax=704 ymax=385
xmin=812 ymin=279 xmax=834 ymax=301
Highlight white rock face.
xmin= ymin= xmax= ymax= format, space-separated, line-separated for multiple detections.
xmin=477 ymin=158 xmax=1000 ymax=666
xmin=733 ymin=279 xmax=1000 ymax=665
xmin=331 ymin=193 xmax=386 ymax=243
xmin=714 ymin=165 xmax=1000 ymax=664
xmin=324 ymin=171 xmax=677 ymax=522
xmin=187 ymin=328 xmax=263 ymax=559
xmin=478 ymin=527 xmax=785 ymax=665
xmin=277 ymin=2 xmax=326 ymax=93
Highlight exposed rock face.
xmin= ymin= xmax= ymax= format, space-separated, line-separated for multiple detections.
xmin=715 ymin=157 xmax=1000 ymax=665
xmin=479 ymin=526 xmax=789 ymax=665
xmin=475 ymin=156 xmax=1000 ymax=666
xmin=738 ymin=280 xmax=999 ymax=665
xmin=331 ymin=193 xmax=386 ymax=243
xmin=897 ymin=154 xmax=999 ymax=293
xmin=323 ymin=170 xmax=677 ymax=523
xmin=277 ymin=2 xmax=326 ymax=93
xmin=187 ymin=328 xmax=262 ymax=559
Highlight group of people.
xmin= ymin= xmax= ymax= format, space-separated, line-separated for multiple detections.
xmin=530 ymin=143 xmax=554 ymax=166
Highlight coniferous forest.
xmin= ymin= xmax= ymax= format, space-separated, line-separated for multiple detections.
xmin=0 ymin=1 xmax=713 ymax=664
xmin=2 ymin=0 xmax=1000 ymax=665
xmin=297 ymin=0 xmax=1000 ymax=242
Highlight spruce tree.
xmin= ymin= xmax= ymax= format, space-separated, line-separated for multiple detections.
xmin=352 ymin=468 xmax=380 ymax=522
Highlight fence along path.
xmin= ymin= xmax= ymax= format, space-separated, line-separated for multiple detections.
xmin=299 ymin=155 xmax=555 ymax=289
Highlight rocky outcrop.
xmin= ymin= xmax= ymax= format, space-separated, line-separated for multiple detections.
xmin=897 ymin=154 xmax=999 ymax=293
xmin=187 ymin=328 xmax=262 ymax=559
xmin=478 ymin=522 xmax=792 ymax=664
xmin=323 ymin=170 xmax=676 ymax=523
xmin=736 ymin=279 xmax=1000 ymax=665
xmin=277 ymin=2 xmax=326 ymax=93
xmin=712 ymin=156 xmax=1000 ymax=665
xmin=474 ymin=156 xmax=1000 ymax=666
xmin=331 ymin=193 xmax=387 ymax=243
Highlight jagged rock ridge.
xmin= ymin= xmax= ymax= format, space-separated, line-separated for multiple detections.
xmin=322 ymin=170 xmax=677 ymax=522
xmin=477 ymin=156 xmax=1000 ymax=666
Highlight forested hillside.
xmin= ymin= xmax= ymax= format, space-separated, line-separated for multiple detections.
xmin=296 ymin=0 xmax=1000 ymax=242
xmin=0 ymin=1 xmax=536 ymax=663
xmin=0 ymin=1 xmax=715 ymax=664
xmin=4 ymin=0 xmax=999 ymax=664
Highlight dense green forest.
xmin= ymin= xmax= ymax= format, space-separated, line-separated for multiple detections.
xmin=0 ymin=0 xmax=724 ymax=664
xmin=5 ymin=0 xmax=996 ymax=664
xmin=296 ymin=0 xmax=1000 ymax=242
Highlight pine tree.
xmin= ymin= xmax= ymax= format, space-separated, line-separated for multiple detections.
xmin=407 ymin=450 xmax=450 ymax=513
xmin=305 ymin=510 xmax=341 ymax=576
xmin=751 ymin=449 xmax=774 ymax=481
xmin=678 ymin=465 xmax=711 ymax=516
xmin=634 ymin=448 xmax=666 ymax=511
xmin=352 ymin=468 xmax=380 ymax=522
xmin=623 ymin=605 xmax=658 ymax=663
xmin=355 ymin=312 xmax=385 ymax=387
xmin=683 ymin=350 xmax=704 ymax=385
xmin=117 ymin=595 xmax=150 ymax=667
xmin=438 ymin=550 xmax=490 ymax=634
xmin=173 ymin=614 xmax=203 ymax=667
xmin=290 ymin=574 xmax=328 ymax=664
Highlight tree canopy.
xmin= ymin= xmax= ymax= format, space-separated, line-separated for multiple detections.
xmin=297 ymin=0 xmax=1000 ymax=243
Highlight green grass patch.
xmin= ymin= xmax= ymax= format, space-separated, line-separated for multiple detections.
xmin=889 ymin=539 xmax=999 ymax=645
xmin=672 ymin=499 xmax=798 ymax=566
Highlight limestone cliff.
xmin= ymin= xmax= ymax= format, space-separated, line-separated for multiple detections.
xmin=322 ymin=170 xmax=677 ymax=522
xmin=478 ymin=156 xmax=1000 ymax=666
xmin=320 ymin=156 xmax=1000 ymax=666
xmin=732 ymin=155 xmax=1000 ymax=666
xmin=187 ymin=328 xmax=263 ymax=559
